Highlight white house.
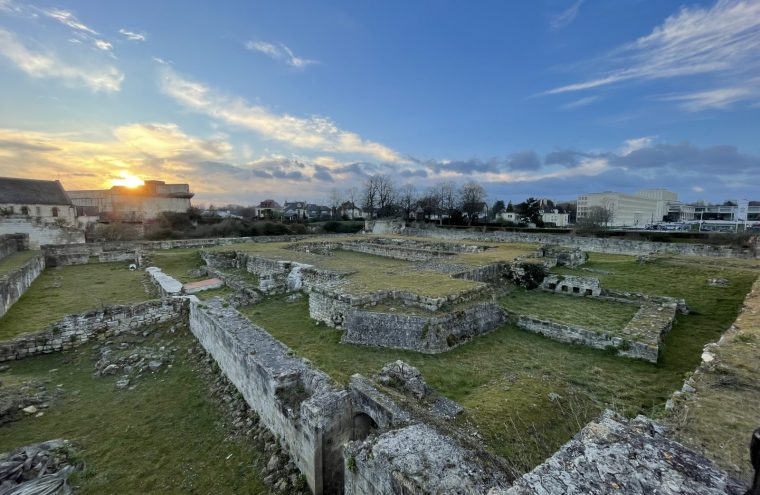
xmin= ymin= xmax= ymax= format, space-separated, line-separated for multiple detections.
xmin=540 ymin=209 xmax=570 ymax=227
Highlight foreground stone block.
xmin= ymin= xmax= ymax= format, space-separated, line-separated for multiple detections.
xmin=504 ymin=410 xmax=745 ymax=495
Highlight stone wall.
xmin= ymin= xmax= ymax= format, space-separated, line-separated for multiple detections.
xmin=42 ymin=235 xmax=319 ymax=267
xmin=404 ymin=227 xmax=758 ymax=259
xmin=0 ymin=299 xmax=187 ymax=362
xmin=188 ymin=298 xmax=353 ymax=495
xmin=145 ymin=266 xmax=184 ymax=297
xmin=542 ymin=274 xmax=603 ymax=296
xmin=342 ymin=302 xmax=506 ymax=353
xmin=516 ymin=310 xmax=667 ymax=363
xmin=0 ymin=234 xmax=27 ymax=261
xmin=0 ymin=253 xmax=44 ymax=319
xmin=0 ymin=218 xmax=85 ymax=249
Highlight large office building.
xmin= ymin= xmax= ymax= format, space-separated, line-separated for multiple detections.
xmin=67 ymin=180 xmax=194 ymax=223
xmin=576 ymin=189 xmax=677 ymax=227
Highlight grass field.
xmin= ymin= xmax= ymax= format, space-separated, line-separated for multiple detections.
xmin=147 ymin=248 xmax=207 ymax=283
xmin=0 ymin=250 xmax=40 ymax=276
xmin=0 ymin=328 xmax=269 ymax=494
xmin=500 ymin=288 xmax=639 ymax=334
xmin=243 ymin=252 xmax=757 ymax=474
xmin=0 ymin=263 xmax=151 ymax=341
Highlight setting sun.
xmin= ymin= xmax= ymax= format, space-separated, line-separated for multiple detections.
xmin=111 ymin=173 xmax=144 ymax=188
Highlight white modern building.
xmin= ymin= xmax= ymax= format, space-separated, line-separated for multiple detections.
xmin=576 ymin=189 xmax=678 ymax=227
xmin=540 ymin=209 xmax=570 ymax=227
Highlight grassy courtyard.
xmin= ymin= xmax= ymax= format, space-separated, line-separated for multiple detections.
xmin=500 ymin=288 xmax=639 ymax=334
xmin=147 ymin=248 xmax=207 ymax=283
xmin=243 ymin=252 xmax=757 ymax=474
xmin=0 ymin=328 xmax=269 ymax=494
xmin=0 ymin=250 xmax=40 ymax=276
xmin=0 ymin=263 xmax=151 ymax=341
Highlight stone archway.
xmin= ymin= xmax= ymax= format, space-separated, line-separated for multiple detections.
xmin=352 ymin=412 xmax=379 ymax=441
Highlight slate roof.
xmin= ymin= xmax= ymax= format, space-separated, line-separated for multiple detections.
xmin=0 ymin=177 xmax=72 ymax=205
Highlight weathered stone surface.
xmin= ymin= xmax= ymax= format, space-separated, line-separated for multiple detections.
xmin=375 ymin=360 xmax=430 ymax=399
xmin=146 ymin=266 xmax=183 ymax=297
xmin=345 ymin=423 xmax=510 ymax=494
xmin=504 ymin=410 xmax=745 ymax=495
xmin=708 ymin=278 xmax=730 ymax=287
xmin=542 ymin=274 xmax=602 ymax=296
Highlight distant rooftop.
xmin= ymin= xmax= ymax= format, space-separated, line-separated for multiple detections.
xmin=0 ymin=177 xmax=72 ymax=205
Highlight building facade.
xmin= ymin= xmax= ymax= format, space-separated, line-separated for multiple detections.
xmin=540 ymin=209 xmax=570 ymax=227
xmin=0 ymin=177 xmax=84 ymax=247
xmin=67 ymin=180 xmax=193 ymax=223
xmin=577 ymin=189 xmax=678 ymax=227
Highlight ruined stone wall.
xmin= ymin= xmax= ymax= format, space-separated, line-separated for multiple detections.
xmin=145 ymin=266 xmax=183 ymax=297
xmin=452 ymin=263 xmax=508 ymax=284
xmin=404 ymin=227 xmax=757 ymax=259
xmin=0 ymin=219 xmax=85 ymax=249
xmin=516 ymin=315 xmax=661 ymax=363
xmin=0 ymin=298 xmax=187 ymax=362
xmin=309 ymin=291 xmax=354 ymax=328
xmin=188 ymin=298 xmax=353 ymax=495
xmin=342 ymin=302 xmax=506 ymax=353
xmin=0 ymin=234 xmax=26 ymax=261
xmin=0 ymin=253 xmax=44 ymax=319
xmin=42 ymin=235 xmax=322 ymax=267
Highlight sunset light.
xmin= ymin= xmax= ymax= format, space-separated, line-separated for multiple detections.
xmin=111 ymin=173 xmax=144 ymax=188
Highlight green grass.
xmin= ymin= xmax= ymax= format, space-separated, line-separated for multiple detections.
xmin=500 ymin=288 xmax=639 ymax=334
xmin=0 ymin=328 xmax=268 ymax=494
xmin=242 ymin=253 xmax=756 ymax=474
xmin=0 ymin=263 xmax=151 ymax=341
xmin=212 ymin=241 xmax=479 ymax=297
xmin=0 ymin=250 xmax=40 ymax=276
xmin=147 ymin=249 xmax=206 ymax=283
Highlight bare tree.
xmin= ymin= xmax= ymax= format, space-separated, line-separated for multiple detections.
xmin=458 ymin=182 xmax=487 ymax=226
xmin=438 ymin=181 xmax=457 ymax=225
xmin=398 ymin=183 xmax=417 ymax=221
xmin=328 ymin=188 xmax=342 ymax=220
xmin=362 ymin=175 xmax=380 ymax=219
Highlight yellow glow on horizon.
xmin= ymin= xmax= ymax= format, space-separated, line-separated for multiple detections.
xmin=111 ymin=172 xmax=144 ymax=188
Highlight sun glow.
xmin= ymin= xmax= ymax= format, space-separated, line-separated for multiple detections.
xmin=111 ymin=172 xmax=144 ymax=188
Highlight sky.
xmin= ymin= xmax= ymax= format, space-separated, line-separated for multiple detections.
xmin=0 ymin=0 xmax=758 ymax=206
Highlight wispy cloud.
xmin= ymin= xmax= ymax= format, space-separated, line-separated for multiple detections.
xmin=0 ymin=28 xmax=123 ymax=92
xmin=119 ymin=28 xmax=146 ymax=42
xmin=160 ymin=67 xmax=403 ymax=162
xmin=559 ymin=95 xmax=598 ymax=110
xmin=551 ymin=0 xmax=584 ymax=30
xmin=658 ymin=85 xmax=758 ymax=111
xmin=41 ymin=7 xmax=98 ymax=35
xmin=94 ymin=40 xmax=113 ymax=51
xmin=544 ymin=0 xmax=760 ymax=110
xmin=244 ymin=40 xmax=317 ymax=69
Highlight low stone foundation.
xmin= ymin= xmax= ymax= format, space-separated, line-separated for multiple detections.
xmin=0 ymin=253 xmax=45 ymax=318
xmin=342 ymin=302 xmax=507 ymax=353
xmin=0 ymin=298 xmax=187 ymax=362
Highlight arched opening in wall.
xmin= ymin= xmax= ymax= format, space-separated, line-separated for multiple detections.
xmin=352 ymin=412 xmax=378 ymax=441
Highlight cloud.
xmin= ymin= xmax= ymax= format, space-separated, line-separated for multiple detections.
xmin=543 ymin=0 xmax=760 ymax=110
xmin=551 ymin=0 xmax=584 ymax=30
xmin=658 ymin=85 xmax=759 ymax=111
xmin=159 ymin=67 xmax=404 ymax=162
xmin=0 ymin=29 xmax=124 ymax=92
xmin=619 ymin=136 xmax=656 ymax=155
xmin=94 ymin=40 xmax=113 ymax=51
xmin=41 ymin=8 xmax=98 ymax=35
xmin=119 ymin=29 xmax=146 ymax=42
xmin=559 ymin=95 xmax=599 ymax=110
xmin=611 ymin=142 xmax=758 ymax=173
xmin=244 ymin=40 xmax=317 ymax=69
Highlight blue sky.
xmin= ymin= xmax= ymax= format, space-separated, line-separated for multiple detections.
xmin=0 ymin=0 xmax=758 ymax=206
